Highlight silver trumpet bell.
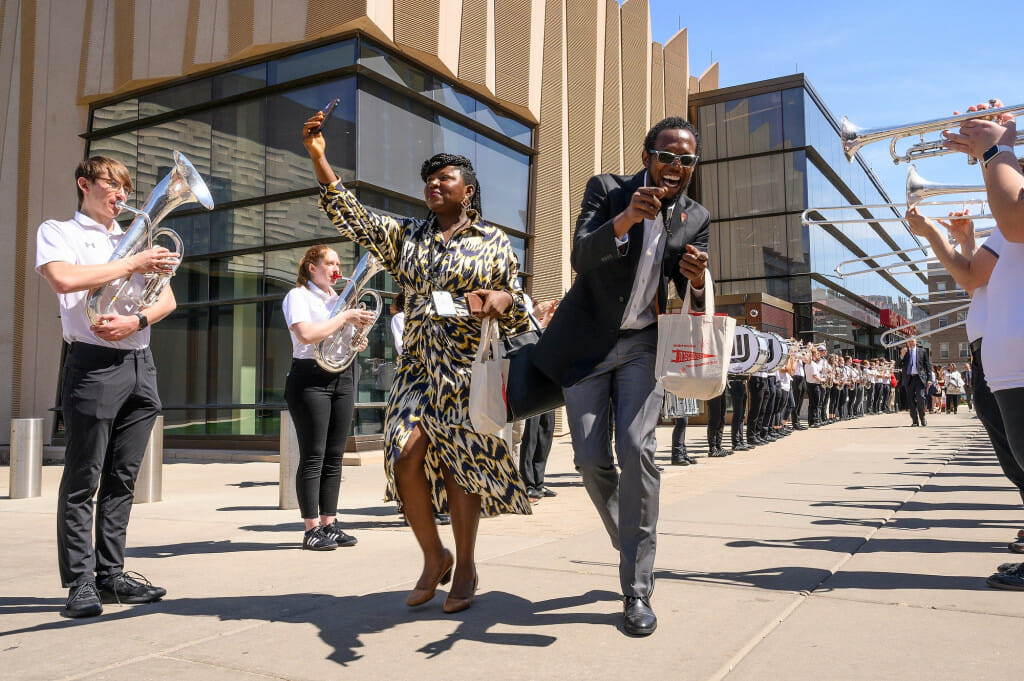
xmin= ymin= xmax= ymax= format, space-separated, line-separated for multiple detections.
xmin=86 ymin=151 xmax=214 ymax=325
xmin=314 ymin=252 xmax=385 ymax=373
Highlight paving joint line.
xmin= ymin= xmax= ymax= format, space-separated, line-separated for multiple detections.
xmin=704 ymin=433 xmax=974 ymax=680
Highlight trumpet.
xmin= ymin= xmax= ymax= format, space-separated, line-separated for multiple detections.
xmin=86 ymin=151 xmax=214 ymax=325
xmin=833 ymin=228 xmax=993 ymax=277
xmin=840 ymin=102 xmax=1024 ymax=163
xmin=880 ymin=302 xmax=971 ymax=349
xmin=314 ymin=252 xmax=384 ymax=373
xmin=802 ymin=165 xmax=992 ymax=229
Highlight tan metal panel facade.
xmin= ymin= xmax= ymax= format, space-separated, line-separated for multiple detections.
xmin=663 ymin=28 xmax=687 ymax=116
xmin=600 ymin=0 xmax=622 ymax=174
xmin=619 ymin=0 xmax=650 ymax=168
xmin=5 ymin=0 xmax=703 ymax=442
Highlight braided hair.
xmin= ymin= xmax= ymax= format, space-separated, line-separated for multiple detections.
xmin=420 ymin=153 xmax=482 ymax=214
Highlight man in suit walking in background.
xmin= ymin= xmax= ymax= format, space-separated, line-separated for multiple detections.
xmin=900 ymin=337 xmax=933 ymax=427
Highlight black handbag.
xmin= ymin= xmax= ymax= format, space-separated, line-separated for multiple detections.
xmin=501 ymin=318 xmax=564 ymax=422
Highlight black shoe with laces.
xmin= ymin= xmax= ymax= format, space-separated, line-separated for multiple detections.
xmin=623 ymin=595 xmax=657 ymax=636
xmin=64 ymin=581 xmax=103 ymax=618
xmin=322 ymin=521 xmax=358 ymax=547
xmin=97 ymin=571 xmax=166 ymax=604
xmin=303 ymin=526 xmax=338 ymax=551
xmin=987 ymin=563 xmax=1024 ymax=590
xmin=538 ymin=485 xmax=558 ymax=498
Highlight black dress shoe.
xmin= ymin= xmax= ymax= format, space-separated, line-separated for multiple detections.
xmin=97 ymin=571 xmax=166 ymax=604
xmin=921 ymin=418 xmax=927 ymax=426
xmin=538 ymin=485 xmax=558 ymax=498
xmin=670 ymin=454 xmax=690 ymax=466
xmin=64 ymin=581 xmax=103 ymax=618
xmin=623 ymin=595 xmax=657 ymax=636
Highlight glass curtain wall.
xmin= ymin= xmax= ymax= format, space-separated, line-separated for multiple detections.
xmin=83 ymin=37 xmax=534 ymax=441
xmin=693 ymin=81 xmax=926 ymax=355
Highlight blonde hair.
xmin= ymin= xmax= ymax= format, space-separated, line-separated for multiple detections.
xmin=75 ymin=156 xmax=132 ymax=207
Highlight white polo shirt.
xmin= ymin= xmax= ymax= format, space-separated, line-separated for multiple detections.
xmin=35 ymin=212 xmax=151 ymax=350
xmin=982 ymin=232 xmax=1024 ymax=391
xmin=965 ymin=228 xmax=1004 ymax=343
xmin=283 ymin=282 xmax=351 ymax=360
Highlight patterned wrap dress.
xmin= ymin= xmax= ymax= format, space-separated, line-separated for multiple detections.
xmin=318 ymin=180 xmax=533 ymax=516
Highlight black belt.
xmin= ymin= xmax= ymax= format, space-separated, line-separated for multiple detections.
xmin=69 ymin=341 xmax=148 ymax=363
xmin=970 ymin=338 xmax=982 ymax=356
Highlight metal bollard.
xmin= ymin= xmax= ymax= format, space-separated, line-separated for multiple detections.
xmin=134 ymin=416 xmax=163 ymax=503
xmin=279 ymin=411 xmax=299 ymax=510
xmin=9 ymin=418 xmax=43 ymax=499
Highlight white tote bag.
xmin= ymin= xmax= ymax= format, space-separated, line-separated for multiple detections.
xmin=468 ymin=317 xmax=508 ymax=434
xmin=656 ymin=271 xmax=735 ymax=400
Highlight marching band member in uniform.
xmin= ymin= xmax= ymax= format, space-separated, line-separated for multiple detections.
xmin=283 ymin=245 xmax=373 ymax=551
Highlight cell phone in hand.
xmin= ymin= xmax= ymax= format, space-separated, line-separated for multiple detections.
xmin=312 ymin=98 xmax=339 ymax=134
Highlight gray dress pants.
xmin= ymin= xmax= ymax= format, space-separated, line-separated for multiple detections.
xmin=562 ymin=326 xmax=662 ymax=599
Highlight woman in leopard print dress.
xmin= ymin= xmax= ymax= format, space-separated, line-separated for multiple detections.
xmin=302 ymin=112 xmax=531 ymax=614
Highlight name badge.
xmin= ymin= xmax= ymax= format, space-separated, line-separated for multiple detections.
xmin=432 ymin=291 xmax=458 ymax=316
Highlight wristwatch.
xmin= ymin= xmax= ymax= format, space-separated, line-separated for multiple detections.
xmin=981 ymin=144 xmax=1014 ymax=168
xmin=135 ymin=313 xmax=149 ymax=330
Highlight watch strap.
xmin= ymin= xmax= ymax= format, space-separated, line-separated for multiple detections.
xmin=982 ymin=144 xmax=1014 ymax=168
xmin=135 ymin=312 xmax=149 ymax=330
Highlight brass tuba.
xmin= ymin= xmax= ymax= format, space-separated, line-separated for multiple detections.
xmin=314 ymin=252 xmax=384 ymax=373
xmin=86 ymin=151 xmax=214 ymax=324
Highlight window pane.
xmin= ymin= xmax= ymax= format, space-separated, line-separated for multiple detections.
xmin=266 ymin=79 xmax=357 ymax=195
xmin=209 ymin=303 xmax=263 ymax=432
xmin=723 ymin=91 xmax=784 ymax=157
xmin=169 ymin=259 xmax=210 ymax=303
xmin=87 ymin=132 xmax=139 ymax=178
xmin=136 ymin=112 xmax=213 ymax=202
xmin=151 ymin=307 xmax=210 ymax=407
xmin=92 ymin=99 xmax=139 ymax=131
xmin=265 ymin=195 xmax=341 ymax=247
xmin=140 ymin=78 xmax=213 ymax=118
xmin=211 ymin=253 xmax=263 ymax=301
xmin=211 ymin=99 xmax=266 ymax=203
xmin=213 ymin=63 xmax=267 ymax=99
xmin=269 ymin=39 xmax=356 ymax=85
xmin=359 ymin=41 xmax=433 ymax=93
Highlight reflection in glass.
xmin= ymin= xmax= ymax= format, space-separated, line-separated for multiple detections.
xmin=214 ymin=63 xmax=267 ymax=99
xmin=269 ymin=39 xmax=356 ymax=85
xmin=92 ymin=99 xmax=139 ymax=131
xmin=211 ymin=100 xmax=266 ymax=203
xmin=211 ymin=253 xmax=263 ymax=301
xmin=267 ymin=79 xmax=356 ymax=195
xmin=140 ymin=78 xmax=213 ymax=119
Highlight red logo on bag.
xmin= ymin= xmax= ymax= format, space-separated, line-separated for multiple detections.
xmin=671 ymin=347 xmax=717 ymax=364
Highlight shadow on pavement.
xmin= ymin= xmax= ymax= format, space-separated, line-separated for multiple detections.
xmin=0 ymin=588 xmax=621 ymax=665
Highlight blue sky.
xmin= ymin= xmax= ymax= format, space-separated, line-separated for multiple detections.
xmin=648 ymin=0 xmax=1022 ymax=203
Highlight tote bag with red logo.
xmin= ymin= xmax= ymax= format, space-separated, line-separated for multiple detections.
xmin=655 ymin=271 xmax=735 ymax=400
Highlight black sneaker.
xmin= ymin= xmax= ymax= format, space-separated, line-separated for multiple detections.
xmin=987 ymin=563 xmax=1024 ymax=590
xmin=303 ymin=526 xmax=338 ymax=551
xmin=322 ymin=521 xmax=358 ymax=547
xmin=97 ymin=571 xmax=166 ymax=604
xmin=64 ymin=581 xmax=103 ymax=618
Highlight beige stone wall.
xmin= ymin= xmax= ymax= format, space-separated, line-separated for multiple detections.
xmin=3 ymin=0 xmax=715 ymax=442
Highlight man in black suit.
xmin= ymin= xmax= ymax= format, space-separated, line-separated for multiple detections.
xmin=900 ymin=337 xmax=933 ymax=426
xmin=534 ymin=117 xmax=709 ymax=636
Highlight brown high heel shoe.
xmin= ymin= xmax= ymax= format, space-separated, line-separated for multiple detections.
xmin=406 ymin=550 xmax=454 ymax=607
xmin=442 ymin=572 xmax=478 ymax=614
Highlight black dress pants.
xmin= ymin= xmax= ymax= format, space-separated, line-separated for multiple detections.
xmin=972 ymin=344 xmax=1024 ymax=505
xmin=58 ymin=343 xmax=161 ymax=588
xmin=748 ymin=377 xmax=769 ymax=437
xmin=707 ymin=391 xmax=726 ymax=446
xmin=729 ymin=377 xmax=748 ymax=445
xmin=285 ymin=359 xmax=355 ymax=519
xmin=790 ymin=376 xmax=806 ymax=426
xmin=904 ymin=375 xmax=927 ymax=424
xmin=807 ymin=382 xmax=820 ymax=425
xmin=521 ymin=410 xmax=556 ymax=490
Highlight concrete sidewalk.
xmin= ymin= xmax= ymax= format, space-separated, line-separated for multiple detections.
xmin=1 ymin=410 xmax=1019 ymax=681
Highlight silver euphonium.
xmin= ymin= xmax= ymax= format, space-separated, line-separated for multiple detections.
xmin=85 ymin=151 xmax=214 ymax=324
xmin=314 ymin=252 xmax=384 ymax=373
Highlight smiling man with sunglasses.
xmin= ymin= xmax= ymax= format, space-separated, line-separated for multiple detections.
xmin=534 ymin=116 xmax=710 ymax=637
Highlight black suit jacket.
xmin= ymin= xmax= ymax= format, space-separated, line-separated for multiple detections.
xmin=534 ymin=170 xmax=710 ymax=387
xmin=900 ymin=346 xmax=932 ymax=387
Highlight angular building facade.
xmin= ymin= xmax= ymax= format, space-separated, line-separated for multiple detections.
xmin=689 ymin=75 xmax=928 ymax=355
xmin=0 ymin=0 xmax=717 ymax=449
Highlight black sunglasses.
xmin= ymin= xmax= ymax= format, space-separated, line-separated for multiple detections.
xmin=647 ymin=149 xmax=699 ymax=167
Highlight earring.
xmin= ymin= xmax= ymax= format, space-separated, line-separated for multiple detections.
xmin=461 ymin=195 xmax=471 ymax=210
